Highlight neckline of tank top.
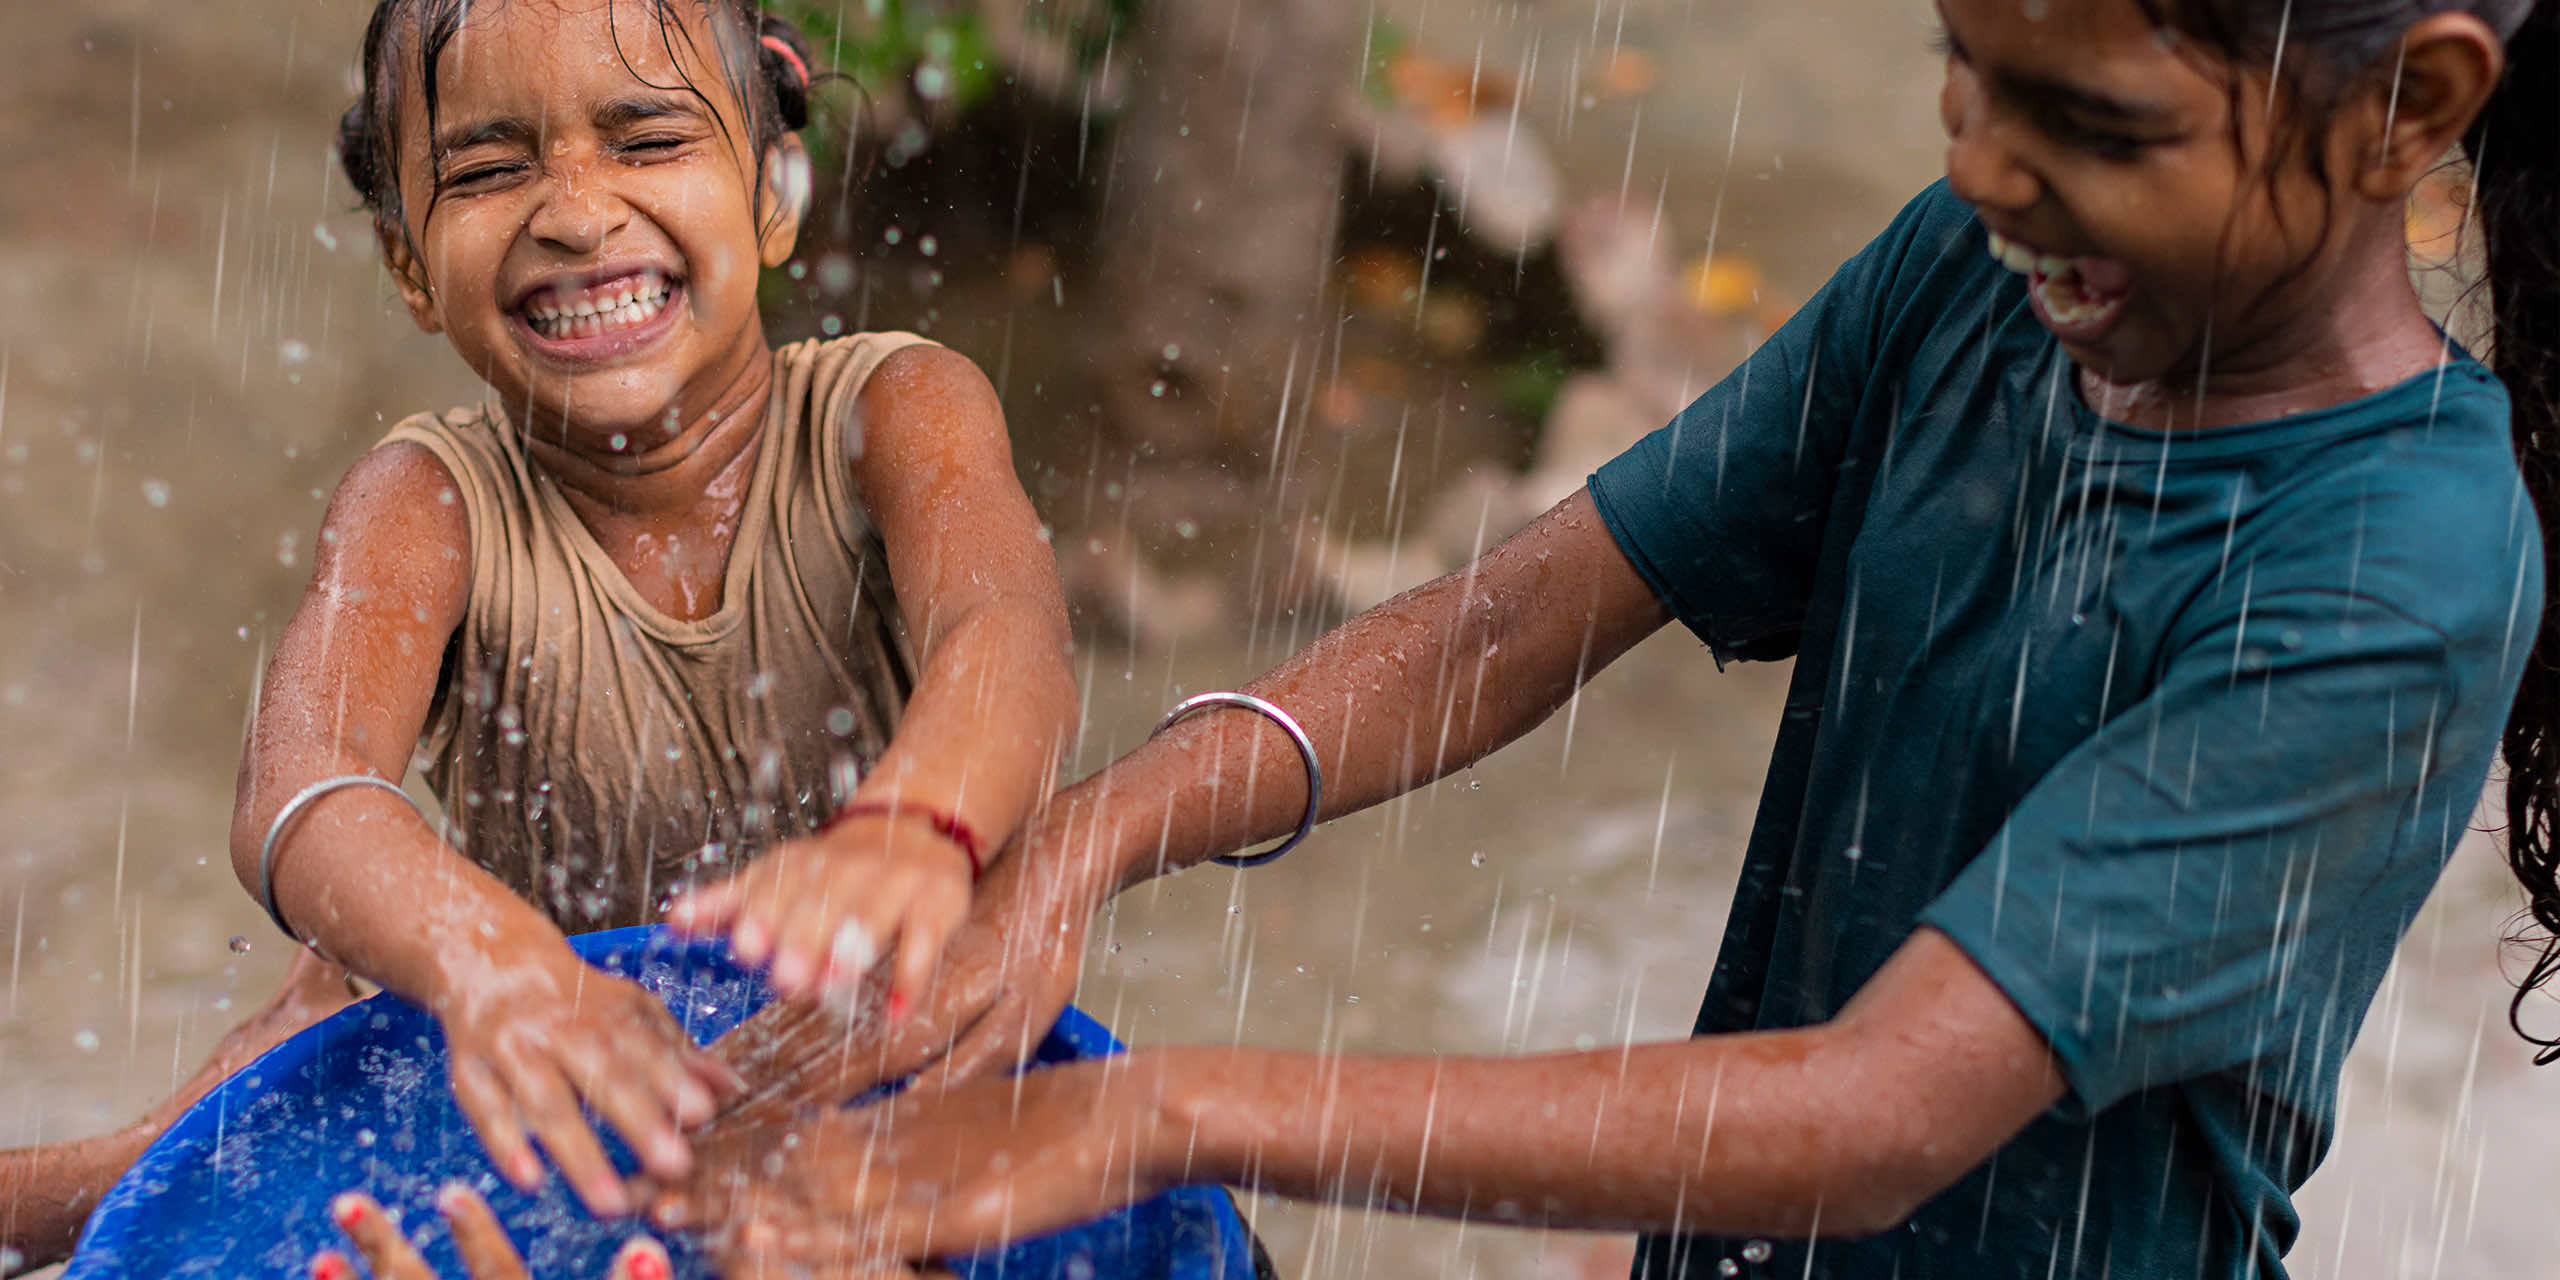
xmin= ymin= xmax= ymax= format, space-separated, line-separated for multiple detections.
xmin=492 ymin=375 xmax=793 ymax=647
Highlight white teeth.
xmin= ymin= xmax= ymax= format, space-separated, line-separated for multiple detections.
xmin=522 ymin=278 xmax=672 ymax=341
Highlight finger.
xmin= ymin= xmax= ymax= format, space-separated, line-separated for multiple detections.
xmin=664 ymin=877 xmax=745 ymax=936
xmin=608 ymin=1236 xmax=673 ymax=1280
xmin=683 ymin=1042 xmax=750 ymax=1100
xmin=911 ymin=997 xmax=1038 ymax=1092
xmin=512 ymin=1063 xmax=635 ymax=1217
xmin=766 ymin=891 xmax=842 ymax=999
xmin=562 ymin=1046 xmax=694 ymax=1189
xmin=819 ymin=916 xmax=882 ymax=1007
xmin=310 ymin=1251 xmax=361 ymax=1280
xmin=433 ymin=1182 xmax=531 ymax=1280
xmin=452 ymin=1057 xmax=546 ymax=1190
xmin=330 ymin=1193 xmax=435 ymax=1280
xmin=887 ymin=887 xmax=965 ymax=1015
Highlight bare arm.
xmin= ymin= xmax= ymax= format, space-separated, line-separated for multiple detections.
xmin=1053 ymin=487 xmax=1669 ymax=896
xmin=672 ymin=928 xmax=2065 ymax=1268
xmin=229 ymin=442 xmax=732 ymax=1215
xmin=842 ymin=344 xmax=1078 ymax=872
xmin=668 ymin=344 xmax=1078 ymax=1008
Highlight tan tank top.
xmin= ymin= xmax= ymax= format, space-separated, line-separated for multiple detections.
xmin=385 ymin=333 xmax=934 ymax=930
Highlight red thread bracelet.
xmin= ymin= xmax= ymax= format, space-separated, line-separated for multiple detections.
xmin=823 ymin=800 xmax=985 ymax=882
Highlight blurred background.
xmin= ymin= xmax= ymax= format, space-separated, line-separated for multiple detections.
xmin=0 ymin=0 xmax=2549 ymax=1275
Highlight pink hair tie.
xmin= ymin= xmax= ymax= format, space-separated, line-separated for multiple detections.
xmin=760 ymin=34 xmax=810 ymax=91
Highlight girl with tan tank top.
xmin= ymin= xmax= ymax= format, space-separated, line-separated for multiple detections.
xmin=223 ymin=0 xmax=1075 ymax=1221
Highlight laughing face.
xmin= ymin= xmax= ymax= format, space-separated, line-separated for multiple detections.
xmin=1934 ymin=0 xmax=2378 ymax=403
xmin=382 ymin=0 xmax=801 ymax=455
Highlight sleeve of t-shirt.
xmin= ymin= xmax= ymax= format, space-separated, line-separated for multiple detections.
xmin=1586 ymin=180 xmax=1978 ymax=663
xmin=1918 ymin=584 xmax=2504 ymax=1117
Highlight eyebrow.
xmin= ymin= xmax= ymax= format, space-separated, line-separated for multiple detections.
xmin=430 ymin=94 xmax=707 ymax=165
xmin=593 ymin=93 xmax=706 ymax=131
xmin=432 ymin=116 xmax=536 ymax=164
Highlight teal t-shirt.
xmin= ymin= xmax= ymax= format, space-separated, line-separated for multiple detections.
xmin=1590 ymin=181 xmax=2536 ymax=1279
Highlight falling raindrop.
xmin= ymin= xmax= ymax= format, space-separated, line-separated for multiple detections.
xmin=227 ymin=935 xmax=251 ymax=955
xmin=1740 ymin=1241 xmax=1773 ymax=1263
xmin=1469 ymin=851 xmax=1487 ymax=867
xmin=73 ymin=1028 xmax=100 ymax=1053
xmin=141 ymin=479 xmax=171 ymax=508
xmin=1717 ymin=1262 xmax=1740 ymax=1278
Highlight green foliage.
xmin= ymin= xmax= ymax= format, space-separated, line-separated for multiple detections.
xmin=1492 ymin=348 xmax=1573 ymax=423
xmin=762 ymin=0 xmax=1135 ymax=114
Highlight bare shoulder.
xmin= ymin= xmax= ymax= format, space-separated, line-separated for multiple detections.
xmin=314 ymin=439 xmax=472 ymax=607
xmin=857 ymin=341 xmax=1003 ymax=436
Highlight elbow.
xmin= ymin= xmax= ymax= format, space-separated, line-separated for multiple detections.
xmin=1811 ymin=1130 xmax=1976 ymax=1238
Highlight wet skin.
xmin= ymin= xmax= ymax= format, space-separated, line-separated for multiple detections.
xmin=653 ymin=5 xmax=2510 ymax=1271
xmin=1936 ymin=0 xmax=2501 ymax=431
xmin=230 ymin=0 xmax=1075 ymax=1221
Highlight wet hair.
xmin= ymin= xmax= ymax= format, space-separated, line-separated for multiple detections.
xmin=333 ymin=0 xmax=816 ymax=290
xmin=2138 ymin=0 xmax=2560 ymax=1060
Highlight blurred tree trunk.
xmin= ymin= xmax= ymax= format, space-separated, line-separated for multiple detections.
xmin=1090 ymin=0 xmax=1360 ymax=466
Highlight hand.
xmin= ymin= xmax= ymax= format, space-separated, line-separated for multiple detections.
xmin=436 ymin=948 xmax=744 ymax=1217
xmin=312 ymin=1185 xmax=667 ymax=1280
xmin=697 ymin=836 xmax=1095 ymax=1131
xmin=654 ymin=1055 xmax=1177 ymax=1273
xmin=667 ymin=812 xmax=972 ymax=1014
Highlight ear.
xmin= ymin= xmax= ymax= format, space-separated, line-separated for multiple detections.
xmin=376 ymin=223 xmax=443 ymax=334
xmin=756 ymin=136 xmax=811 ymax=269
xmin=2342 ymin=11 xmax=2504 ymax=203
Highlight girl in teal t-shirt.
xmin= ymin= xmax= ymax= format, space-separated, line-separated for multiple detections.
xmin=648 ymin=2 xmax=2560 ymax=1279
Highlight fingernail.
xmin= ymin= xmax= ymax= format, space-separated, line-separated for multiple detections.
xmin=312 ymin=1254 xmax=351 ymax=1280
xmin=668 ymin=899 xmax=697 ymax=925
xmin=329 ymin=1193 xmax=367 ymax=1230
xmin=772 ymin=948 xmax=810 ymax=992
xmin=622 ymin=1242 xmax=670 ymax=1280
xmin=435 ymin=1180 xmax=473 ymax=1215
xmin=515 ymin=1154 xmax=547 ymax=1187
xmin=732 ymin=918 xmax=768 ymax=960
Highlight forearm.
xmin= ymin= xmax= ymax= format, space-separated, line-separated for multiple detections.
xmin=1049 ymin=492 xmax=1666 ymax=894
xmin=0 ymin=1125 xmax=155 ymax=1271
xmin=1146 ymin=1030 xmax=1930 ymax=1239
xmin=848 ymin=601 xmax=1076 ymax=864
xmin=230 ymin=755 xmax=570 ymax=1009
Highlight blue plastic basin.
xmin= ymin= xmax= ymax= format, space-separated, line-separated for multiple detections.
xmin=67 ymin=925 xmax=1255 ymax=1279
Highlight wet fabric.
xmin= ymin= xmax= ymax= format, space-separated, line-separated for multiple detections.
xmin=385 ymin=333 xmax=932 ymax=930
xmin=1589 ymin=182 xmax=2536 ymax=1279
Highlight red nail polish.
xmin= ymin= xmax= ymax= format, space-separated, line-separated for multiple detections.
xmin=885 ymin=991 xmax=909 ymax=1021
xmin=627 ymin=1248 xmax=669 ymax=1280
xmin=311 ymin=1255 xmax=349 ymax=1280
xmin=330 ymin=1195 xmax=367 ymax=1230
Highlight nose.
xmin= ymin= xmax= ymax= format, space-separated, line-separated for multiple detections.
xmin=1939 ymin=64 xmax=2041 ymax=217
xmin=526 ymin=157 xmax=630 ymax=255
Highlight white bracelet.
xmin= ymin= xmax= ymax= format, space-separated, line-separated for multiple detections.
xmin=1150 ymin=691 xmax=1323 ymax=868
xmin=257 ymin=774 xmax=421 ymax=942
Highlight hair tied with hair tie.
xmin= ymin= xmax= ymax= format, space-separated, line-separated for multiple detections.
xmin=761 ymin=33 xmax=810 ymax=90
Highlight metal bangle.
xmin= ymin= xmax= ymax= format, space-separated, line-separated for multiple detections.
xmin=1149 ymin=691 xmax=1322 ymax=869
xmin=257 ymin=773 xmax=421 ymax=943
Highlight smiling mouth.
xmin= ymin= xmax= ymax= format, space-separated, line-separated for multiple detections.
xmin=1987 ymin=230 xmax=2132 ymax=336
xmin=518 ymin=271 xmax=679 ymax=343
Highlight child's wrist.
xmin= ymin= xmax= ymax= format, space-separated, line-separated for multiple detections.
xmin=820 ymin=799 xmax=986 ymax=882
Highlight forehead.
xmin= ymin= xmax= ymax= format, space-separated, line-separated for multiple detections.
xmin=1939 ymin=0 xmax=2226 ymax=90
xmin=403 ymin=0 xmax=747 ymax=129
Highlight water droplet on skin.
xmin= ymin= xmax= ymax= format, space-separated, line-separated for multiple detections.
xmin=1468 ymin=779 xmax=1482 ymax=790
xmin=919 ymin=235 xmax=939 ymax=257
xmin=1161 ymin=343 xmax=1181 ymax=362
xmin=609 ymin=433 xmax=629 ymax=451
xmin=228 ymin=935 xmax=252 ymax=955
xmin=1149 ymin=379 xmax=1168 ymax=398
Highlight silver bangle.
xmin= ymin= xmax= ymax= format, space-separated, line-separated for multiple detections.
xmin=1149 ymin=691 xmax=1322 ymax=868
xmin=257 ymin=774 xmax=421 ymax=943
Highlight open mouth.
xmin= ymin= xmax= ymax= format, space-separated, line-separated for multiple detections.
xmin=1987 ymin=230 xmax=2132 ymax=342
xmin=515 ymin=269 xmax=681 ymax=349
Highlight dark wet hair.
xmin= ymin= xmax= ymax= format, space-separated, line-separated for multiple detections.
xmin=334 ymin=0 xmax=816 ymax=290
xmin=2141 ymin=0 xmax=2560 ymax=1060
